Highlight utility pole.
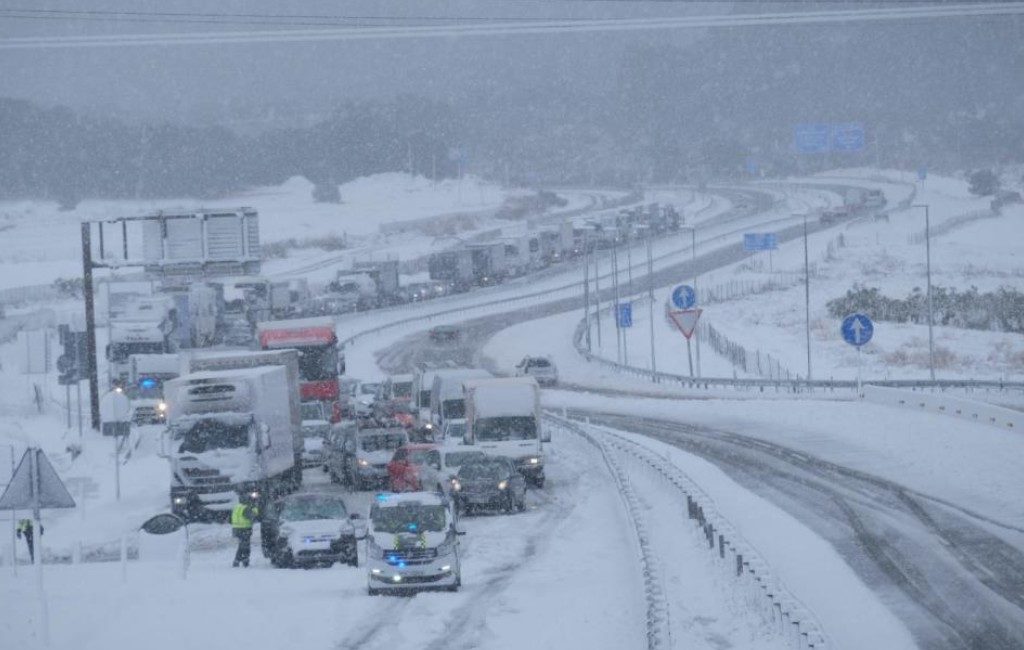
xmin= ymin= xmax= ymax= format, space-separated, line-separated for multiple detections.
xmin=593 ymin=241 xmax=602 ymax=348
xmin=682 ymin=226 xmax=702 ymax=377
xmin=647 ymin=230 xmax=657 ymax=381
xmin=583 ymin=236 xmax=592 ymax=352
xmin=611 ymin=239 xmax=623 ymax=364
xmin=81 ymin=223 xmax=100 ymax=430
xmin=803 ymin=213 xmax=812 ymax=380
xmin=914 ymin=204 xmax=936 ymax=380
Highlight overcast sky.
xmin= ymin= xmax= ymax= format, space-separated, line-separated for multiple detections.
xmin=0 ymin=0 xmax=713 ymax=125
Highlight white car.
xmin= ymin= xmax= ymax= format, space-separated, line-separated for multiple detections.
xmin=366 ymin=491 xmax=462 ymax=594
xmin=514 ymin=356 xmax=558 ymax=386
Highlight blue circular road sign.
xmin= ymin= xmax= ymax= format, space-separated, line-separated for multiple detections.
xmin=841 ymin=313 xmax=874 ymax=347
xmin=671 ymin=284 xmax=697 ymax=309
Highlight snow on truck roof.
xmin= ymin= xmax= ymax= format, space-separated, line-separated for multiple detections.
xmin=179 ymin=366 xmax=282 ymax=381
xmin=464 ymin=377 xmax=538 ymax=417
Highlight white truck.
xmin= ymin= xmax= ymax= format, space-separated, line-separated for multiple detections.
xmin=430 ymin=368 xmax=493 ymax=428
xmin=127 ymin=353 xmax=180 ymax=424
xmin=463 ymin=377 xmax=544 ymax=487
xmin=106 ymin=296 xmax=178 ymax=387
xmin=161 ymin=282 xmax=222 ymax=349
xmin=164 ymin=362 xmax=300 ymax=522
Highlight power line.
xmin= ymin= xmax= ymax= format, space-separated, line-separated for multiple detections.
xmin=0 ymin=3 xmax=1019 ymax=50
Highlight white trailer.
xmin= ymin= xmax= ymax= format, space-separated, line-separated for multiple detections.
xmin=463 ymin=376 xmax=544 ymax=487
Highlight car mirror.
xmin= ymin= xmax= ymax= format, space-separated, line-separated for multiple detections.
xmin=349 ymin=513 xmax=362 ymax=520
xmin=455 ymin=528 xmax=467 ymax=536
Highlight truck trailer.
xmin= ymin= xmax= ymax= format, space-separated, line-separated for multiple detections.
xmin=463 ymin=377 xmax=544 ymax=487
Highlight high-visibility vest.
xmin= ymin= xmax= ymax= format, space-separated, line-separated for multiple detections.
xmin=231 ymin=504 xmax=255 ymax=529
xmin=17 ymin=519 xmax=32 ymax=533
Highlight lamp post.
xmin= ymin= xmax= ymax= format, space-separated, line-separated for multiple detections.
xmin=802 ymin=213 xmax=812 ymax=381
xmin=912 ymin=204 xmax=936 ymax=381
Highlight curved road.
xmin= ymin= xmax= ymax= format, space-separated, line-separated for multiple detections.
xmin=366 ymin=182 xmax=1024 ymax=649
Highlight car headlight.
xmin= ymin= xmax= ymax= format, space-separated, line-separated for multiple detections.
xmin=451 ymin=479 xmax=461 ymax=492
xmin=157 ymin=402 xmax=168 ymax=412
xmin=172 ymin=496 xmax=186 ymax=505
xmin=357 ymin=459 xmax=369 ymax=467
xmin=528 ymin=457 xmax=540 ymax=465
xmin=497 ymin=480 xmax=508 ymax=491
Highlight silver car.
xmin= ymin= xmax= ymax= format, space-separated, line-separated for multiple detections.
xmin=514 ymin=356 xmax=558 ymax=386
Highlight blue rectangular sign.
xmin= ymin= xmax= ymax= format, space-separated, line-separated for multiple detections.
xmin=794 ymin=123 xmax=831 ymax=153
xmin=616 ymin=302 xmax=633 ymax=328
xmin=743 ymin=233 xmax=777 ymax=251
xmin=831 ymin=123 xmax=865 ymax=152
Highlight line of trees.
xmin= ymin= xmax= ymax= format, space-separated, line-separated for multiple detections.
xmin=827 ymin=284 xmax=1024 ymax=334
xmin=0 ymin=96 xmax=460 ymax=208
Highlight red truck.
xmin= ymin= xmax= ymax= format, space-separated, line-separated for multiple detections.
xmin=257 ymin=317 xmax=343 ymax=422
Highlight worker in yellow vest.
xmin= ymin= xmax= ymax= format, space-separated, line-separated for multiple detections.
xmin=17 ymin=518 xmax=42 ymax=563
xmin=230 ymin=496 xmax=259 ymax=568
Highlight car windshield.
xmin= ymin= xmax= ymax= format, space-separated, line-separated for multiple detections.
xmin=446 ymin=422 xmax=466 ymax=439
xmin=444 ymin=451 xmax=483 ymax=468
xmin=442 ymin=398 xmax=465 ymax=419
xmin=370 ymin=504 xmax=447 ymax=534
xmin=361 ymin=434 xmax=406 ymax=452
xmin=295 ymin=344 xmax=338 ymax=382
xmin=475 ymin=417 xmax=538 ymax=442
xmin=459 ymin=462 xmax=504 ymax=479
xmin=418 ymin=389 xmax=431 ymax=406
xmin=176 ymin=418 xmax=249 ymax=453
xmin=303 ymin=424 xmax=330 ymax=438
xmin=361 ymin=383 xmax=380 ymax=395
xmin=530 ymin=359 xmax=551 ymax=368
xmin=278 ymin=496 xmax=347 ymax=521
xmin=300 ymin=402 xmax=325 ymax=419
xmin=407 ymin=449 xmax=439 ymax=466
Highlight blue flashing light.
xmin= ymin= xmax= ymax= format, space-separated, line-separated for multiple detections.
xmin=398 ymin=561 xmax=406 ymax=569
xmin=406 ymin=523 xmax=418 ymax=532
xmin=139 ymin=378 xmax=158 ymax=390
xmin=375 ymin=493 xmax=391 ymax=503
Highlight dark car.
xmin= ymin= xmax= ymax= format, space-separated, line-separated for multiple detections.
xmin=260 ymin=493 xmax=362 ymax=568
xmin=451 ymin=457 xmax=527 ymax=515
xmin=429 ymin=325 xmax=460 ymax=343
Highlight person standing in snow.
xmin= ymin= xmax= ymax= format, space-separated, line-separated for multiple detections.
xmin=16 ymin=518 xmax=42 ymax=563
xmin=230 ymin=498 xmax=259 ymax=568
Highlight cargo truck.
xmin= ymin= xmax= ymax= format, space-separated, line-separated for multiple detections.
xmin=256 ymin=317 xmax=343 ymax=422
xmin=164 ymin=364 xmax=299 ymax=521
xmin=106 ymin=296 xmax=178 ymax=387
xmin=181 ymin=349 xmax=304 ymax=490
xmin=462 ymin=377 xmax=544 ymax=487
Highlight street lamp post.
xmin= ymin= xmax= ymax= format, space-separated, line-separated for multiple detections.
xmin=912 ymin=204 xmax=936 ymax=380
xmin=803 ymin=213 xmax=812 ymax=381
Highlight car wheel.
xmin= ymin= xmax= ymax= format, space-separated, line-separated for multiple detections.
xmin=504 ymin=493 xmax=515 ymax=514
xmin=517 ymin=493 xmax=527 ymax=512
xmin=368 ymin=586 xmax=381 ymax=596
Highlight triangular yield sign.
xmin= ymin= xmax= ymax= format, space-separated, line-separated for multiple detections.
xmin=0 ymin=448 xmax=76 ymax=511
xmin=669 ymin=309 xmax=703 ymax=340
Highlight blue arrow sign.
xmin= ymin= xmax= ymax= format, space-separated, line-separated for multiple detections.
xmin=831 ymin=123 xmax=865 ymax=152
xmin=743 ymin=233 xmax=778 ymax=251
xmin=670 ymin=284 xmax=696 ymax=309
xmin=616 ymin=302 xmax=633 ymax=328
xmin=841 ymin=313 xmax=874 ymax=347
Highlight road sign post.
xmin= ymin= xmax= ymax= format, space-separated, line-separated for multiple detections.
xmin=841 ymin=313 xmax=874 ymax=396
xmin=668 ymin=309 xmax=703 ymax=379
xmin=100 ymin=390 xmax=132 ymax=501
xmin=0 ymin=447 xmax=76 ymax=647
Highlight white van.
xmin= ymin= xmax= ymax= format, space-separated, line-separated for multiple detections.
xmin=429 ymin=368 xmax=492 ymax=428
xmin=463 ymin=377 xmax=544 ymax=487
